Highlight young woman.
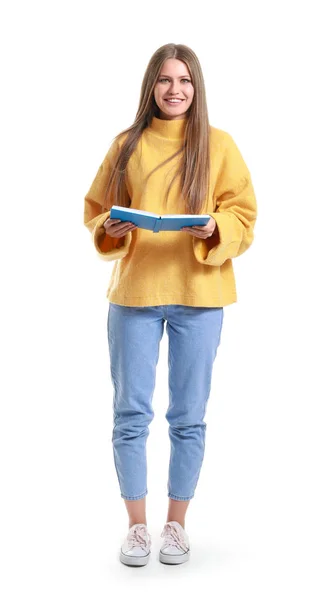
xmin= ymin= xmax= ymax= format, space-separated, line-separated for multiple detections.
xmin=84 ymin=43 xmax=257 ymax=567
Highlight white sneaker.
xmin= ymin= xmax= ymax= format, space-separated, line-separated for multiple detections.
xmin=159 ymin=521 xmax=190 ymax=564
xmin=120 ymin=523 xmax=151 ymax=566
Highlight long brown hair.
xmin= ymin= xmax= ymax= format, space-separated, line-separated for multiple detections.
xmin=103 ymin=43 xmax=211 ymax=215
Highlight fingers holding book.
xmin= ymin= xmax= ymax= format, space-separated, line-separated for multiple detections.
xmin=181 ymin=216 xmax=217 ymax=239
xmin=104 ymin=218 xmax=137 ymax=239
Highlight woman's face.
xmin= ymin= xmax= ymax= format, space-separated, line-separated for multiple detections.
xmin=153 ymin=58 xmax=194 ymax=120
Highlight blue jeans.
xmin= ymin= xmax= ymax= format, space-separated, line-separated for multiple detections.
xmin=107 ymin=303 xmax=224 ymax=501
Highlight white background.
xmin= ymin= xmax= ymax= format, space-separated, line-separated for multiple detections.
xmin=1 ymin=0 xmax=330 ymax=597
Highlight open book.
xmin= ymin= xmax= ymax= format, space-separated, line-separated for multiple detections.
xmin=110 ymin=205 xmax=210 ymax=233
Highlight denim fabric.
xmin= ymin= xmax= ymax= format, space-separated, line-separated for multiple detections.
xmin=107 ymin=303 xmax=224 ymax=501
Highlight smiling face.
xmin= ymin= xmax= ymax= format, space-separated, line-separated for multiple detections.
xmin=153 ymin=58 xmax=194 ymax=120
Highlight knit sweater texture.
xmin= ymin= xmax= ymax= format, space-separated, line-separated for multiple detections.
xmin=83 ymin=116 xmax=257 ymax=307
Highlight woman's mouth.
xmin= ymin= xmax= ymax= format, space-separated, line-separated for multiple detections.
xmin=164 ymin=99 xmax=184 ymax=106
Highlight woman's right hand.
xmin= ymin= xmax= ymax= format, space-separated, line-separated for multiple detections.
xmin=104 ymin=218 xmax=137 ymax=238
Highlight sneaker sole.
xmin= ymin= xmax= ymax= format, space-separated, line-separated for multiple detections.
xmin=159 ymin=550 xmax=190 ymax=565
xmin=120 ymin=550 xmax=151 ymax=567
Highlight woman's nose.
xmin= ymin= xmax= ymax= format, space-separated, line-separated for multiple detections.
xmin=168 ymin=82 xmax=180 ymax=93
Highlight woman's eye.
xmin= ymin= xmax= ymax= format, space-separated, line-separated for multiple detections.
xmin=159 ymin=78 xmax=191 ymax=83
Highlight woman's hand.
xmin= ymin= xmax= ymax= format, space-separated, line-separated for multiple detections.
xmin=181 ymin=216 xmax=217 ymax=239
xmin=104 ymin=218 xmax=137 ymax=238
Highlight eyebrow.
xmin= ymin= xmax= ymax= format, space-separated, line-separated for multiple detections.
xmin=159 ymin=74 xmax=191 ymax=78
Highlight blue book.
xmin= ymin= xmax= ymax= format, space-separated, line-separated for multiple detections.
xmin=110 ymin=205 xmax=211 ymax=233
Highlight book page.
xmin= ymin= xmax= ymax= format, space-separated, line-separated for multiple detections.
xmin=112 ymin=206 xmax=158 ymax=218
xmin=163 ymin=214 xmax=210 ymax=219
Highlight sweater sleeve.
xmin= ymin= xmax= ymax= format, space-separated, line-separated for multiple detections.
xmin=192 ymin=132 xmax=257 ymax=267
xmin=83 ymin=138 xmax=132 ymax=261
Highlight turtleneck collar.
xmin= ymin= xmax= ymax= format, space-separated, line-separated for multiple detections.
xmin=148 ymin=115 xmax=187 ymax=140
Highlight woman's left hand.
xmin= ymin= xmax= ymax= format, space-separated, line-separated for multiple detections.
xmin=181 ymin=216 xmax=217 ymax=238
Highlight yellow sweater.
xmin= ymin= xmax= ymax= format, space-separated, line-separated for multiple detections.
xmin=84 ymin=116 xmax=257 ymax=307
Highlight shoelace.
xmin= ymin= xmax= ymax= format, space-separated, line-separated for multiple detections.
xmin=127 ymin=525 xmax=150 ymax=550
xmin=161 ymin=523 xmax=189 ymax=552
